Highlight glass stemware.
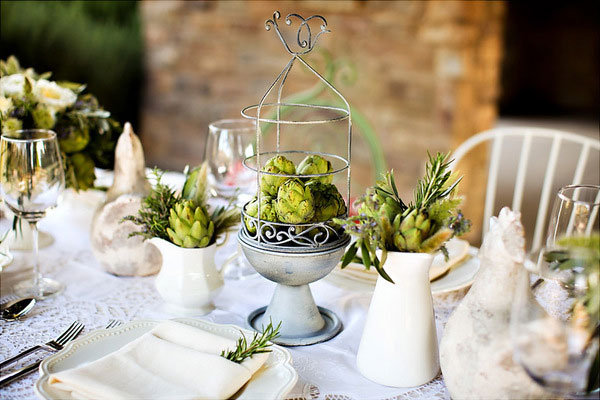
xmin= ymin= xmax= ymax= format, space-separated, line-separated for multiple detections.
xmin=537 ymin=185 xmax=600 ymax=280
xmin=0 ymin=129 xmax=65 ymax=299
xmin=511 ymin=185 xmax=600 ymax=396
xmin=205 ymin=119 xmax=256 ymax=203
xmin=204 ymin=119 xmax=257 ymax=279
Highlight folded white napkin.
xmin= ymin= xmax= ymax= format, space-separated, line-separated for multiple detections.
xmin=48 ymin=320 xmax=270 ymax=400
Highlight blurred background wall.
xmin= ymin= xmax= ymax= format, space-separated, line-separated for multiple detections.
xmin=2 ymin=0 xmax=598 ymax=243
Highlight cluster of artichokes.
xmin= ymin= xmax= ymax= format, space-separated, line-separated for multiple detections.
xmin=244 ymin=154 xmax=346 ymax=233
xmin=336 ymin=153 xmax=471 ymax=283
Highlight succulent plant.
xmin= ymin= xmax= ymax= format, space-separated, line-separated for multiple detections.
xmin=166 ymin=200 xmax=214 ymax=248
xmin=297 ymin=154 xmax=333 ymax=184
xmin=260 ymin=155 xmax=296 ymax=196
xmin=275 ymin=178 xmax=315 ymax=224
xmin=244 ymin=195 xmax=278 ymax=234
xmin=307 ymin=181 xmax=347 ymax=222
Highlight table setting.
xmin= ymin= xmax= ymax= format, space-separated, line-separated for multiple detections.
xmin=1 ymin=10 xmax=599 ymax=400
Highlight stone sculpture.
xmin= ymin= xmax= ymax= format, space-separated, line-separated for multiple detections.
xmin=439 ymin=207 xmax=552 ymax=399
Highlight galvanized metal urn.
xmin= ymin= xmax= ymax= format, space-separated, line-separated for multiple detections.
xmin=238 ymin=11 xmax=353 ymax=346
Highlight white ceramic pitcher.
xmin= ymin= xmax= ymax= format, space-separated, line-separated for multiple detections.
xmin=356 ymin=251 xmax=439 ymax=387
xmin=150 ymin=237 xmax=226 ymax=315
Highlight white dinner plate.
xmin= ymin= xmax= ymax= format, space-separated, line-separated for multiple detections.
xmin=327 ymin=241 xmax=481 ymax=295
xmin=35 ymin=318 xmax=298 ymax=400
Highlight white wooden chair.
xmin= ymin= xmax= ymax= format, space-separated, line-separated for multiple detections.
xmin=451 ymin=127 xmax=600 ymax=251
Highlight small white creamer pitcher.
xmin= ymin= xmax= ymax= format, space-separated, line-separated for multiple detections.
xmin=150 ymin=236 xmax=227 ymax=315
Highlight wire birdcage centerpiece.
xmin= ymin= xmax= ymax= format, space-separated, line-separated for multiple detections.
xmin=238 ymin=11 xmax=351 ymax=346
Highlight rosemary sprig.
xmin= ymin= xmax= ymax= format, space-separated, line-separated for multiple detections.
xmin=412 ymin=152 xmax=460 ymax=211
xmin=221 ymin=320 xmax=281 ymax=364
xmin=122 ymin=169 xmax=179 ymax=240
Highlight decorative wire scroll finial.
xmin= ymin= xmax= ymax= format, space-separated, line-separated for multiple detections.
xmin=265 ymin=11 xmax=330 ymax=55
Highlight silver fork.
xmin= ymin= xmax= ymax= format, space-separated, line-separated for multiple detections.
xmin=0 ymin=321 xmax=84 ymax=369
xmin=0 ymin=320 xmax=120 ymax=387
xmin=105 ymin=319 xmax=122 ymax=329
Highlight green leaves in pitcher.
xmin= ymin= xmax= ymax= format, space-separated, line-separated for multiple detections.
xmin=335 ymin=152 xmax=471 ymax=283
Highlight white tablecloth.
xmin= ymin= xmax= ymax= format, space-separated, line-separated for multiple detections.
xmin=0 ymin=183 xmax=468 ymax=400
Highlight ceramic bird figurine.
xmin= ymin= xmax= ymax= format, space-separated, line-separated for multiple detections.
xmin=440 ymin=207 xmax=553 ymax=399
xmin=91 ymin=123 xmax=161 ymax=276
xmin=106 ymin=122 xmax=151 ymax=202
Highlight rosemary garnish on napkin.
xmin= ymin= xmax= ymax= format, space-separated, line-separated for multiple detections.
xmin=221 ymin=321 xmax=281 ymax=363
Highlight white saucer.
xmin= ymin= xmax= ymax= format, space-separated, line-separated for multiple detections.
xmin=327 ymin=241 xmax=481 ymax=295
xmin=35 ymin=318 xmax=298 ymax=400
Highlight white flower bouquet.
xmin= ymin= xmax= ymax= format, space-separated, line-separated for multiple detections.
xmin=0 ymin=56 xmax=120 ymax=190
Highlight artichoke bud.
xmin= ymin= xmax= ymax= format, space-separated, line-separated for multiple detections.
xmin=298 ymin=154 xmax=333 ymax=184
xmin=393 ymin=231 xmax=407 ymax=250
xmin=420 ymin=228 xmax=453 ymax=253
xmin=260 ymin=155 xmax=296 ymax=196
xmin=403 ymin=228 xmax=422 ymax=251
xmin=399 ymin=209 xmax=417 ymax=231
xmin=276 ymin=178 xmax=315 ymax=224
xmin=244 ymin=195 xmax=277 ymax=234
xmin=307 ymin=181 xmax=346 ymax=222
xmin=167 ymin=200 xmax=214 ymax=248
xmin=415 ymin=214 xmax=431 ymax=237
xmin=393 ymin=213 xmax=402 ymax=231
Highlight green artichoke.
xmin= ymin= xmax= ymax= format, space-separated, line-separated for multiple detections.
xmin=244 ymin=195 xmax=277 ymax=234
xmin=297 ymin=155 xmax=333 ymax=184
xmin=167 ymin=200 xmax=214 ymax=248
xmin=358 ymin=186 xmax=404 ymax=247
xmin=392 ymin=209 xmax=452 ymax=253
xmin=260 ymin=155 xmax=296 ymax=196
xmin=276 ymin=178 xmax=315 ymax=224
xmin=307 ymin=181 xmax=346 ymax=222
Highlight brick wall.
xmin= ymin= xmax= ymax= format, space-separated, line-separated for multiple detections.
xmin=140 ymin=0 xmax=505 ymax=242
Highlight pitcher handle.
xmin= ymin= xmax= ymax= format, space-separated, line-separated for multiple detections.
xmin=215 ymin=231 xmax=230 ymax=247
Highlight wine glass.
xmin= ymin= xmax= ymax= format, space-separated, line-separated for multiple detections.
xmin=204 ymin=119 xmax=257 ymax=279
xmin=0 ymin=129 xmax=65 ymax=299
xmin=537 ymin=185 xmax=600 ymax=280
xmin=205 ymin=119 xmax=256 ymax=203
xmin=511 ymin=185 xmax=600 ymax=396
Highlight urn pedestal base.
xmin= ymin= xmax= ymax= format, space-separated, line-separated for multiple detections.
xmin=239 ymin=230 xmax=349 ymax=347
xmin=247 ymin=283 xmax=342 ymax=346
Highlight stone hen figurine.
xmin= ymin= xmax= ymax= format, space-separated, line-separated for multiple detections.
xmin=91 ymin=123 xmax=161 ymax=276
xmin=440 ymin=207 xmax=552 ymax=399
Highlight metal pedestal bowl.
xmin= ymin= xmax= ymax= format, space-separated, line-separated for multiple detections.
xmin=239 ymin=230 xmax=350 ymax=346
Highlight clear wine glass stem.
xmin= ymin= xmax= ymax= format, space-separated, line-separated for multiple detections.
xmin=29 ymin=221 xmax=42 ymax=299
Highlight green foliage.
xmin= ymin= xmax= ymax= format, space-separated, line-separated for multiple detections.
xmin=0 ymin=1 xmax=142 ymax=128
xmin=123 ymin=170 xmax=179 ymax=241
xmin=220 ymin=320 xmax=281 ymax=364
xmin=0 ymin=55 xmax=121 ymax=190
xmin=124 ymin=167 xmax=240 ymax=248
xmin=335 ymin=152 xmax=470 ymax=283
